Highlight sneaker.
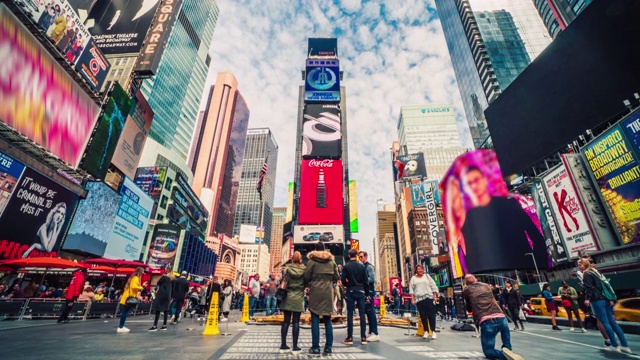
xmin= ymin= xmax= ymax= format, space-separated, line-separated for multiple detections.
xmin=292 ymin=347 xmax=302 ymax=354
xmin=430 ymin=332 xmax=437 ymax=340
xmin=323 ymin=348 xmax=332 ymax=355
xmin=308 ymin=348 xmax=321 ymax=355
xmin=221 ymin=317 xmax=228 ymax=322
xmin=581 ymin=328 xmax=587 ymax=333
xmin=361 ymin=337 xmax=368 ymax=345
xmin=367 ymin=334 xmax=380 ymax=342
xmin=621 ymin=347 xmax=633 ymax=354
xmin=117 ymin=327 xmax=130 ymax=333
xmin=570 ymin=327 xmax=575 ymax=332
xmin=170 ymin=315 xmax=175 ymax=323
xmin=606 ymin=346 xmax=621 ymax=352
xmin=423 ymin=332 xmax=430 ymax=339
xmin=160 ymin=326 xmax=167 ymax=331
xmin=343 ymin=337 xmax=353 ymax=345
xmin=279 ymin=345 xmax=291 ymax=354
xmin=605 ymin=340 xmax=612 ymax=347
xmin=502 ymin=348 xmax=524 ymax=360
xmin=147 ymin=326 xmax=158 ymax=332
xmin=552 ymin=326 xmax=562 ymax=331
xmin=513 ymin=327 xmax=519 ymax=331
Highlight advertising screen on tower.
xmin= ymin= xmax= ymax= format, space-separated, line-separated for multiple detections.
xmin=146 ymin=224 xmax=181 ymax=268
xmin=293 ymin=225 xmax=344 ymax=245
xmin=302 ymin=104 xmax=341 ymax=158
xmin=349 ymin=180 xmax=358 ymax=233
xmin=286 ymin=182 xmax=294 ymax=222
xmin=136 ymin=0 xmax=183 ymax=76
xmin=305 ymin=59 xmax=340 ymax=102
xmin=134 ymin=167 xmax=167 ymax=200
xmin=298 ymin=159 xmax=344 ymax=225
xmin=393 ymin=153 xmax=427 ymax=180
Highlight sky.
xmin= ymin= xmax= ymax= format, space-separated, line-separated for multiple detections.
xmin=201 ymin=0 xmax=473 ymax=260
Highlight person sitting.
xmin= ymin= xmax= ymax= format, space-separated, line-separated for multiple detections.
xmin=38 ymin=288 xmax=55 ymax=298
xmin=95 ymin=288 xmax=105 ymax=302
xmin=52 ymin=288 xmax=63 ymax=298
xmin=78 ymin=286 xmax=96 ymax=303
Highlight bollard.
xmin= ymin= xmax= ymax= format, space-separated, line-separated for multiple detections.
xmin=202 ymin=293 xmax=220 ymax=336
xmin=379 ymin=295 xmax=386 ymax=318
xmin=240 ymin=294 xmax=250 ymax=323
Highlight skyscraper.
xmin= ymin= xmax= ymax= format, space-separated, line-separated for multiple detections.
xmin=397 ymin=104 xmax=462 ymax=153
xmin=270 ymin=207 xmax=287 ymax=278
xmin=232 ymin=128 xmax=279 ymax=248
xmin=436 ymin=0 xmax=551 ymax=148
xmin=534 ymin=0 xmax=593 ymax=38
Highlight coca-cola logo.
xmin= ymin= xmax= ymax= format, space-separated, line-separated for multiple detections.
xmin=308 ymin=159 xmax=334 ymax=168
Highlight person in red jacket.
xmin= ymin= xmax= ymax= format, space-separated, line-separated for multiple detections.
xmin=58 ymin=268 xmax=87 ymax=323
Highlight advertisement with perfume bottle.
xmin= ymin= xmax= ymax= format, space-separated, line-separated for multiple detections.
xmin=298 ymin=159 xmax=344 ymax=225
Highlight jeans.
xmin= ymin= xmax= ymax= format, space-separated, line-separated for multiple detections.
xmin=365 ymin=290 xmax=378 ymax=335
xmin=591 ymin=299 xmax=628 ymax=347
xmin=58 ymin=300 xmax=74 ymax=321
xmin=119 ymin=304 xmax=132 ymax=328
xmin=249 ymin=297 xmax=257 ymax=317
xmin=311 ymin=312 xmax=333 ymax=351
xmin=479 ymin=317 xmax=511 ymax=360
xmin=393 ymin=299 xmax=400 ymax=314
xmin=346 ymin=290 xmax=367 ymax=339
xmin=266 ymin=295 xmax=277 ymax=316
xmin=171 ymin=298 xmax=184 ymax=318
xmin=416 ymin=298 xmax=437 ymax=334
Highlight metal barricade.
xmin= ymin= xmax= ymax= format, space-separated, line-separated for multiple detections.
xmin=86 ymin=301 xmax=119 ymax=318
xmin=21 ymin=298 xmax=88 ymax=320
xmin=0 ymin=299 xmax=28 ymax=320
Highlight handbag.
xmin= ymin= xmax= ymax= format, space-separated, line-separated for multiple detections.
xmin=125 ymin=296 xmax=138 ymax=305
xmin=275 ymin=275 xmax=289 ymax=302
xmin=518 ymin=308 xmax=526 ymax=321
xmin=561 ymin=298 xmax=572 ymax=308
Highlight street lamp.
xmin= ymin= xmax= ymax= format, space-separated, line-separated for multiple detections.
xmin=525 ymin=253 xmax=541 ymax=282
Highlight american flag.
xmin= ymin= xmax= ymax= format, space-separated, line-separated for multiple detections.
xmin=256 ymin=156 xmax=268 ymax=199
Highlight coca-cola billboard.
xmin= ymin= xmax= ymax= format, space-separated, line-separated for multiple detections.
xmin=299 ymin=159 xmax=344 ymax=225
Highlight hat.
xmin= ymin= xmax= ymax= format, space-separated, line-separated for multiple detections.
xmin=181 ymin=271 xmax=187 ymax=276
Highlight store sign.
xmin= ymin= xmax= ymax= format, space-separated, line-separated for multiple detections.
xmin=136 ymin=0 xmax=183 ymax=76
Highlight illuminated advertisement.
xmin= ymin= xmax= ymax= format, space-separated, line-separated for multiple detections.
xmin=134 ymin=167 xmax=167 ymax=200
xmin=147 ymin=224 xmax=181 ymax=268
xmin=542 ymin=164 xmax=598 ymax=258
xmin=0 ymin=152 xmax=25 ymax=218
xmin=584 ymin=124 xmax=640 ymax=245
xmin=64 ymin=181 xmax=121 ymax=256
xmin=349 ymin=180 xmax=359 ymax=233
xmin=219 ymin=234 xmax=239 ymax=268
xmin=441 ymin=150 xmax=548 ymax=278
xmin=293 ymin=225 xmax=344 ymax=245
xmin=424 ymin=180 xmax=439 ymax=256
xmin=281 ymin=238 xmax=294 ymax=265
xmin=304 ymin=59 xmax=340 ymax=102
xmin=239 ymin=224 xmax=257 ymax=244
xmin=350 ymin=239 xmax=359 ymax=252
xmin=0 ymin=7 xmax=100 ymax=167
xmin=394 ymin=153 xmax=427 ymax=180
xmin=298 ymin=159 xmax=344 ymax=225
xmin=389 ymin=277 xmax=402 ymax=294
xmin=410 ymin=181 xmax=426 ymax=208
xmin=111 ymin=90 xmax=154 ymax=179
xmin=531 ymin=179 xmax=569 ymax=265
xmin=171 ymin=187 xmax=207 ymax=232
xmin=286 ymin=182 xmax=294 ymax=222
xmin=136 ymin=0 xmax=183 ymax=76
xmin=302 ymin=104 xmax=341 ymax=158
xmin=103 ymin=177 xmax=153 ymax=260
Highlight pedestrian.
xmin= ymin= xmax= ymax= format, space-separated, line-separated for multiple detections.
xmin=266 ymin=275 xmax=278 ymax=316
xmin=392 ymin=284 xmax=400 ymax=315
xmin=248 ymin=274 xmax=261 ymax=320
xmin=580 ymin=259 xmax=632 ymax=353
xmin=304 ymin=242 xmax=340 ymax=355
xmin=462 ymin=274 xmax=523 ymax=360
xmin=409 ymin=265 xmax=439 ymax=340
xmin=279 ymin=251 xmax=306 ymax=354
xmin=334 ymin=280 xmax=344 ymax=316
xmin=170 ymin=271 xmax=190 ymax=324
xmin=117 ymin=267 xmax=144 ymax=333
xmin=221 ymin=279 xmax=233 ymax=321
xmin=57 ymin=267 xmax=86 ymax=323
xmin=358 ymin=251 xmax=379 ymax=342
xmin=504 ymin=280 xmax=525 ymax=331
xmin=206 ymin=276 xmax=221 ymax=317
xmin=341 ymin=249 xmax=370 ymax=346
xmin=558 ymin=281 xmax=585 ymax=332
xmin=577 ymin=257 xmax=611 ymax=347
xmin=148 ymin=266 xmax=173 ymax=331
xmin=542 ymin=283 xmax=561 ymax=330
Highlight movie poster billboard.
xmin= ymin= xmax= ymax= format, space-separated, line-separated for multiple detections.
xmin=64 ymin=181 xmax=121 ymax=256
xmin=302 ymin=104 xmax=341 ymax=158
xmin=530 ymin=179 xmax=569 ymax=265
xmin=394 ymin=153 xmax=427 ymax=180
xmin=112 ymin=90 xmax=154 ymax=179
xmin=583 ymin=124 xmax=640 ymax=245
xmin=542 ymin=164 xmax=598 ymax=258
xmin=410 ymin=182 xmax=426 ymax=208
xmin=298 ymin=159 xmax=344 ymax=225
xmin=134 ymin=167 xmax=166 ymax=200
xmin=0 ymin=165 xmax=79 ymax=260
xmin=0 ymin=7 xmax=100 ymax=168
xmin=349 ymin=180 xmax=359 ymax=233
xmin=440 ymin=150 xmax=549 ymax=278
xmin=281 ymin=238 xmax=294 ymax=265
xmin=305 ymin=59 xmax=340 ymax=102
xmin=293 ymin=225 xmax=344 ymax=245
xmin=136 ymin=0 xmax=183 ymax=76
xmin=146 ymin=224 xmax=181 ymax=268
xmin=349 ymin=239 xmax=359 ymax=252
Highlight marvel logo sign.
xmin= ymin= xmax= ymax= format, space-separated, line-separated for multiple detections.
xmin=308 ymin=159 xmax=334 ymax=167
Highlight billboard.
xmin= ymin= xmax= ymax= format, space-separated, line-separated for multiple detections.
xmin=410 ymin=181 xmax=426 ymax=208
xmin=136 ymin=0 xmax=183 ymax=76
xmin=583 ymin=125 xmax=640 ymax=245
xmin=298 ymin=159 xmax=344 ymax=225
xmin=171 ymin=187 xmax=207 ymax=232
xmin=542 ymin=164 xmax=598 ymax=258
xmin=111 ymin=90 xmax=154 ymax=179
xmin=304 ymin=59 xmax=340 ymax=102
xmin=0 ymin=157 xmax=79 ymax=260
xmin=219 ymin=235 xmax=239 ymax=269
xmin=281 ymin=238 xmax=294 ymax=265
xmin=531 ymin=179 xmax=569 ymax=265
xmin=64 ymin=181 xmax=122 ymax=256
xmin=239 ymin=224 xmax=257 ymax=244
xmin=349 ymin=180 xmax=359 ymax=233
xmin=146 ymin=224 xmax=181 ymax=268
xmin=350 ymin=239 xmax=359 ymax=252
xmin=308 ymin=38 xmax=337 ymax=58
xmin=389 ymin=277 xmax=402 ymax=294
xmin=286 ymin=182 xmax=294 ymax=222
xmin=394 ymin=153 xmax=427 ymax=180
xmin=0 ymin=7 xmax=100 ymax=167
xmin=134 ymin=167 xmax=167 ymax=200
xmin=302 ymin=104 xmax=341 ymax=158
xmin=85 ymin=0 xmax=162 ymax=55
xmin=424 ymin=180 xmax=439 ymax=256
xmin=440 ymin=150 xmax=548 ymax=278
xmin=80 ymin=83 xmax=132 ymax=178
xmin=293 ymin=225 xmax=344 ymax=245
xmin=103 ymin=177 xmax=153 ymax=260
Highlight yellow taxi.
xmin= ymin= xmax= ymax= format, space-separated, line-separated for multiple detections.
xmin=614 ymin=297 xmax=640 ymax=322
xmin=529 ymin=297 xmax=585 ymax=319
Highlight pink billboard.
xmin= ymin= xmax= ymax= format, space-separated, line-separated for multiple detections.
xmin=0 ymin=7 xmax=99 ymax=167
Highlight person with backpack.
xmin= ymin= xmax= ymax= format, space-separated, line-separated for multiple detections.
xmin=580 ymin=259 xmax=631 ymax=353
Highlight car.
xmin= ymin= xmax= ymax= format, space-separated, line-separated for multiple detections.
xmin=529 ymin=297 xmax=585 ymax=319
xmin=614 ymin=297 xmax=640 ymax=322
xmin=303 ymin=232 xmax=321 ymax=241
xmin=319 ymin=232 xmax=334 ymax=242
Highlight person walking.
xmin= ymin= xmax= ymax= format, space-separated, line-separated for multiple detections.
xmin=409 ymin=265 xmax=439 ymax=340
xmin=392 ymin=284 xmax=401 ymax=315
xmin=170 ymin=271 xmax=189 ymax=324
xmin=578 ymin=257 xmax=611 ymax=347
xmin=304 ymin=242 xmax=340 ymax=355
xmin=341 ymin=249 xmax=370 ymax=346
xmin=358 ymin=251 xmax=379 ymax=342
xmin=148 ymin=267 xmax=173 ymax=331
xmin=117 ymin=267 xmax=144 ymax=333
xmin=279 ymin=251 xmax=306 ymax=355
xmin=248 ymin=274 xmax=261 ymax=320
xmin=558 ymin=281 xmax=585 ymax=332
xmin=462 ymin=274 xmax=523 ymax=360
xmin=220 ymin=279 xmax=232 ymax=321
xmin=334 ymin=280 xmax=344 ymax=316
xmin=266 ymin=275 xmax=278 ymax=316
xmin=504 ymin=280 xmax=524 ymax=331
xmin=580 ymin=259 xmax=632 ymax=353
xmin=542 ymin=283 xmax=561 ymax=330
xmin=58 ymin=267 xmax=87 ymax=323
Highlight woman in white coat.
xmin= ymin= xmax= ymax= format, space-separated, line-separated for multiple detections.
xmin=221 ymin=279 xmax=233 ymax=321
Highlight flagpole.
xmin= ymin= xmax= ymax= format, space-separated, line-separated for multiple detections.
xmin=256 ymin=152 xmax=269 ymax=279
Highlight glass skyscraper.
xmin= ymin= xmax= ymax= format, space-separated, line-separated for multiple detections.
xmin=534 ymin=0 xmax=593 ymax=39
xmin=142 ymin=0 xmax=219 ymax=161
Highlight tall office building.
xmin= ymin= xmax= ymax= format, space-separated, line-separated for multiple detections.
xmin=376 ymin=202 xmax=401 ymax=291
xmin=422 ymin=147 xmax=469 ymax=181
xmin=534 ymin=0 xmax=593 ymax=38
xmin=232 ymin=129 xmax=279 ymax=248
xmin=397 ymin=104 xmax=462 ymax=153
xmin=270 ymin=207 xmax=287 ymax=278
xmin=436 ymin=0 xmax=551 ymax=148
xmin=191 ymin=73 xmax=250 ymax=240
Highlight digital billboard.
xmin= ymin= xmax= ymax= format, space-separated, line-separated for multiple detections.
xmin=286 ymin=182 xmax=294 ymax=222
xmin=349 ymin=180 xmax=358 ymax=233
xmin=440 ymin=150 xmax=548 ymax=278
xmin=302 ymin=104 xmax=341 ymax=158
xmin=103 ymin=177 xmax=153 ymax=260
xmin=74 ymin=38 xmax=110 ymax=90
xmin=134 ymin=167 xmax=167 ymax=200
xmin=583 ymin=125 xmax=640 ymax=245
xmin=0 ymin=7 xmax=100 ymax=167
xmin=394 ymin=153 xmax=427 ymax=180
xmin=80 ymin=83 xmax=132 ymax=179
xmin=64 ymin=181 xmax=122 ymax=256
xmin=146 ymin=224 xmax=181 ymax=268
xmin=298 ymin=159 xmax=344 ymax=225
xmin=293 ymin=225 xmax=344 ymax=245
xmin=85 ymin=0 xmax=161 ymax=55
xmin=349 ymin=239 xmax=359 ymax=252
xmin=0 ymin=151 xmax=25 ymax=218
xmin=308 ymin=38 xmax=337 ymax=58
xmin=136 ymin=0 xmax=183 ymax=76
xmin=531 ymin=179 xmax=569 ymax=265
xmin=171 ymin=187 xmax=207 ymax=232
xmin=410 ymin=181 xmax=426 ymax=208
xmin=305 ymin=59 xmax=340 ymax=102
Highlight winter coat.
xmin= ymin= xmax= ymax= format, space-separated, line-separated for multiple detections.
xmin=154 ymin=275 xmax=172 ymax=311
xmin=222 ymin=285 xmax=233 ymax=313
xmin=504 ymin=287 xmax=521 ymax=308
xmin=171 ymin=277 xmax=189 ymax=300
xmin=66 ymin=271 xmax=85 ymax=301
xmin=303 ymin=250 xmax=339 ymax=316
xmin=280 ymin=264 xmax=306 ymax=313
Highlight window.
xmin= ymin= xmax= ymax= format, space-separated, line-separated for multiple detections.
xmin=572 ymin=0 xmax=585 ymax=14
xmin=160 ymin=195 xmax=168 ymax=209
xmin=165 ymin=177 xmax=173 ymax=190
xmin=544 ymin=10 xmax=554 ymax=25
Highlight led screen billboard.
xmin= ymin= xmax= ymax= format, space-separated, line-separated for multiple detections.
xmin=349 ymin=180 xmax=358 ymax=233
xmin=308 ymin=38 xmax=337 ymax=58
xmin=302 ymin=104 xmax=341 ymax=158
xmin=64 ymin=181 xmax=122 ymax=256
xmin=394 ymin=153 xmax=427 ymax=180
xmin=0 ymin=7 xmax=100 ymax=167
xmin=305 ymin=59 xmax=340 ymax=102
xmin=293 ymin=225 xmax=344 ymax=245
xmin=530 ymin=179 xmax=569 ymax=265
xmin=134 ymin=167 xmax=167 ymax=200
xmin=136 ymin=0 xmax=182 ymax=76
xmin=286 ymin=182 xmax=294 ymax=222
xmin=146 ymin=224 xmax=181 ymax=268
xmin=298 ymin=159 xmax=344 ymax=225
xmin=441 ymin=150 xmax=548 ymax=278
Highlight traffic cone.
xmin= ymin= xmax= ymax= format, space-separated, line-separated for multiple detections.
xmin=202 ymin=293 xmax=220 ymax=336
xmin=416 ymin=314 xmax=425 ymax=337
xmin=240 ymin=294 xmax=250 ymax=322
xmin=380 ymin=295 xmax=387 ymax=318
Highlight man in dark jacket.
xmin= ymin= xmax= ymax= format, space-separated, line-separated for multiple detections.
xmin=358 ymin=251 xmax=379 ymax=342
xmin=462 ymin=274 xmax=522 ymax=360
xmin=170 ymin=271 xmax=190 ymax=324
xmin=341 ymin=249 xmax=370 ymax=345
xmin=504 ymin=280 xmax=524 ymax=331
xmin=58 ymin=268 xmax=86 ymax=323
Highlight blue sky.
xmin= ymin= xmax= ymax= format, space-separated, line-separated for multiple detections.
xmin=201 ymin=0 xmax=472 ymax=259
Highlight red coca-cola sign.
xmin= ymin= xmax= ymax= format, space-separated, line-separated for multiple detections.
xmin=308 ymin=159 xmax=334 ymax=168
xmin=299 ymin=160 xmax=343 ymax=225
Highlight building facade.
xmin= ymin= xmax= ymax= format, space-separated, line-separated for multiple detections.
xmin=422 ymin=147 xmax=469 ymax=181
xmin=376 ymin=202 xmax=401 ymax=290
xmin=533 ymin=0 xmax=593 ymax=39
xmin=238 ymin=243 xmax=270 ymax=279
xmin=270 ymin=207 xmax=287 ymax=278
xmin=397 ymin=104 xmax=462 ymax=153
